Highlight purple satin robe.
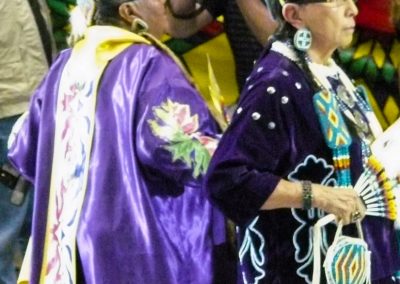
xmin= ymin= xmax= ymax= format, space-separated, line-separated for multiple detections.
xmin=205 ymin=47 xmax=400 ymax=283
xmin=8 ymin=43 xmax=230 ymax=283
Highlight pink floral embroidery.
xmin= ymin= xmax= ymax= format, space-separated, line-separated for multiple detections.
xmin=148 ymin=99 xmax=218 ymax=178
xmin=197 ymin=135 xmax=218 ymax=156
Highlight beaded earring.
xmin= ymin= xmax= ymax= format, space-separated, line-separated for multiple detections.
xmin=294 ymin=28 xmax=312 ymax=51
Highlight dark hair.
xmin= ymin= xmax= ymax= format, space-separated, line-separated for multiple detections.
xmin=93 ymin=0 xmax=131 ymax=25
xmin=264 ymin=0 xmax=321 ymax=92
xmin=265 ymin=0 xmax=323 ymax=41
xmin=265 ymin=0 xmax=294 ymax=40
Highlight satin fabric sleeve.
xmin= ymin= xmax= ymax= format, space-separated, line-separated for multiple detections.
xmin=135 ymin=54 xmax=219 ymax=189
xmin=7 ymin=80 xmax=45 ymax=183
xmin=205 ymin=75 xmax=290 ymax=226
xmin=7 ymin=51 xmax=70 ymax=184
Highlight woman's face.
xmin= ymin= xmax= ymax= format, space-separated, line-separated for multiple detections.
xmin=164 ymin=0 xmax=205 ymax=18
xmin=301 ymin=0 xmax=358 ymax=51
xmin=137 ymin=0 xmax=170 ymax=38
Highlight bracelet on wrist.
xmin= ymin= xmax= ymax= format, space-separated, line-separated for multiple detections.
xmin=302 ymin=180 xmax=313 ymax=210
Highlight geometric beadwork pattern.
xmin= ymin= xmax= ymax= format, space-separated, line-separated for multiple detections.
xmin=324 ymin=236 xmax=370 ymax=284
xmin=313 ymin=90 xmax=352 ymax=148
xmin=294 ymin=29 xmax=312 ymax=51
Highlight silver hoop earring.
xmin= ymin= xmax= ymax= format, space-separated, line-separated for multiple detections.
xmin=293 ymin=28 xmax=312 ymax=51
xmin=131 ymin=18 xmax=149 ymax=33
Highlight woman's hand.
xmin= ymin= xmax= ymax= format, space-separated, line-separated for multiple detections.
xmin=313 ymin=184 xmax=366 ymax=225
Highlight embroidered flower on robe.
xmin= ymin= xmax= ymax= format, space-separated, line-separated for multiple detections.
xmin=238 ymin=216 xmax=266 ymax=284
xmin=288 ymin=155 xmax=337 ymax=283
xmin=148 ymin=99 xmax=218 ymax=178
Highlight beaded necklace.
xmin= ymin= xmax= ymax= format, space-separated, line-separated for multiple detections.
xmin=271 ymin=41 xmax=396 ymax=219
xmin=270 ymin=41 xmax=358 ymax=186
xmin=307 ymin=59 xmax=364 ymax=187
xmin=307 ymin=57 xmax=396 ymax=219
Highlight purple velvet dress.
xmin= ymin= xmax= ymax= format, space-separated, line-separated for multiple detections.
xmin=205 ymin=45 xmax=400 ymax=283
xmin=8 ymin=43 xmax=230 ymax=283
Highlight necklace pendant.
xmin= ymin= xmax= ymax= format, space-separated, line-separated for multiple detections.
xmin=336 ymin=85 xmax=355 ymax=108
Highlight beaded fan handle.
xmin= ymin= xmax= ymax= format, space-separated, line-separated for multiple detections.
xmin=354 ymin=155 xmax=397 ymax=220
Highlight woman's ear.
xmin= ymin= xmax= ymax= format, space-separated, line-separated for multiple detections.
xmin=282 ymin=3 xmax=305 ymax=29
xmin=119 ymin=2 xmax=138 ymax=24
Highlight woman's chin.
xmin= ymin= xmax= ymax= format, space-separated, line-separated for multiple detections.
xmin=339 ymin=37 xmax=354 ymax=49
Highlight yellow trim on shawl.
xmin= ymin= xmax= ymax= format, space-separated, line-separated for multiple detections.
xmin=38 ymin=26 xmax=150 ymax=284
xmin=17 ymin=238 xmax=32 ymax=283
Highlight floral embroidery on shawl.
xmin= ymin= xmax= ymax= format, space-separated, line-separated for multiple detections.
xmin=44 ymin=77 xmax=95 ymax=283
xmin=148 ymin=99 xmax=218 ymax=178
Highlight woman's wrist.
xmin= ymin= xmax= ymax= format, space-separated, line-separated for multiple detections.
xmin=301 ymin=180 xmax=313 ymax=210
xmin=311 ymin=184 xmax=330 ymax=211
